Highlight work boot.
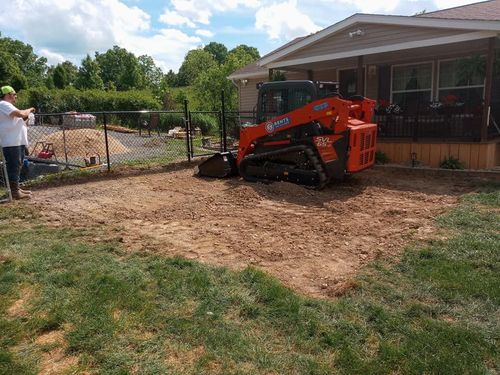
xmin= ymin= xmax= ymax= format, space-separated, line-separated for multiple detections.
xmin=10 ymin=182 xmax=31 ymax=200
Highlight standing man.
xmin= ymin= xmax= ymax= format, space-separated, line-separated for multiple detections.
xmin=0 ymin=85 xmax=35 ymax=199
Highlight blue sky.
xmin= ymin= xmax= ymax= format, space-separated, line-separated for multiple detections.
xmin=0 ymin=0 xmax=481 ymax=73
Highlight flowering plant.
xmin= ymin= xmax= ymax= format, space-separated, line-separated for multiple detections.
xmin=440 ymin=94 xmax=464 ymax=107
xmin=375 ymin=99 xmax=402 ymax=115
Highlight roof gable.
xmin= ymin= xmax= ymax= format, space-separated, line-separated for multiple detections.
xmin=258 ymin=13 xmax=500 ymax=66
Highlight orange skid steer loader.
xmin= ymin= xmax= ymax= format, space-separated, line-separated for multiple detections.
xmin=196 ymin=80 xmax=377 ymax=189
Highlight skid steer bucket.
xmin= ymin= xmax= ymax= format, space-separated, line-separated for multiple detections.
xmin=194 ymin=152 xmax=238 ymax=178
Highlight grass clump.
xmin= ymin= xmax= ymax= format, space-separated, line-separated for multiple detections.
xmin=0 ymin=184 xmax=498 ymax=374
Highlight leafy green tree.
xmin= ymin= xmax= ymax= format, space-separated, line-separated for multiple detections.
xmin=52 ymin=61 xmax=78 ymax=89
xmin=177 ymin=49 xmax=217 ymax=86
xmin=75 ymin=55 xmax=104 ymax=90
xmin=0 ymin=51 xmax=28 ymax=89
xmin=162 ymin=69 xmax=178 ymax=87
xmin=194 ymin=45 xmax=260 ymax=111
xmin=204 ymin=42 xmax=228 ymax=65
xmin=138 ymin=55 xmax=163 ymax=92
xmin=95 ymin=46 xmax=144 ymax=90
xmin=0 ymin=34 xmax=47 ymax=87
xmin=228 ymin=44 xmax=260 ymax=61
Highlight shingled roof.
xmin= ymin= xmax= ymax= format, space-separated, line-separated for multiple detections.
xmin=417 ymin=0 xmax=500 ymax=21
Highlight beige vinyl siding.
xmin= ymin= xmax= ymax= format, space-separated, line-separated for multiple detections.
xmin=239 ymin=78 xmax=262 ymax=113
xmin=238 ymin=71 xmax=309 ymax=112
xmin=310 ymin=68 xmax=337 ymax=81
xmin=284 ymin=24 xmax=472 ymax=61
xmin=363 ymin=38 xmax=492 ymax=66
xmin=283 ymin=71 xmax=309 ymax=80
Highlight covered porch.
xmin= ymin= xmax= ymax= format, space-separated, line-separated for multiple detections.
xmin=261 ymin=35 xmax=500 ymax=168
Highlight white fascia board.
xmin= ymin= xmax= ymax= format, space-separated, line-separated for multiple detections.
xmin=266 ymin=31 xmax=498 ymax=69
xmin=227 ymin=70 xmax=268 ymax=80
xmin=259 ymin=14 xmax=500 ymax=66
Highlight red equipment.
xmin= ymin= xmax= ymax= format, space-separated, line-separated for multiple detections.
xmin=196 ymin=81 xmax=377 ymax=189
xmin=34 ymin=142 xmax=57 ymax=160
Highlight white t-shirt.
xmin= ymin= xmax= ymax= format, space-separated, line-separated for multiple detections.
xmin=0 ymin=100 xmax=29 ymax=147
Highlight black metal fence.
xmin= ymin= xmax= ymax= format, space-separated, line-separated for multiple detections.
xmin=23 ymin=95 xmax=251 ymax=180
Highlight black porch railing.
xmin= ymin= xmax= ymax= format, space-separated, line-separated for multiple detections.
xmin=374 ymin=113 xmax=486 ymax=141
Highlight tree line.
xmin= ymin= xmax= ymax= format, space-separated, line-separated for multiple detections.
xmin=0 ymin=34 xmax=260 ymax=111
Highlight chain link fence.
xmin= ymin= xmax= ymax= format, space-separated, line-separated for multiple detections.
xmin=20 ymin=96 xmax=250 ymax=182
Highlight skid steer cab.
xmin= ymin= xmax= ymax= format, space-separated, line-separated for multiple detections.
xmin=196 ymin=80 xmax=377 ymax=189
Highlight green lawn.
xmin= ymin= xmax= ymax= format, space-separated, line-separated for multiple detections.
xmin=0 ymin=184 xmax=498 ymax=374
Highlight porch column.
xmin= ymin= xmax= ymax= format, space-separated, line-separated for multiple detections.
xmin=481 ymin=37 xmax=495 ymax=142
xmin=268 ymin=69 xmax=274 ymax=81
xmin=357 ymin=56 xmax=365 ymax=96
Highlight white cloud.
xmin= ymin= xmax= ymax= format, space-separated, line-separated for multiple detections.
xmin=433 ymin=0 xmax=478 ymax=8
xmin=196 ymin=29 xmax=215 ymax=38
xmin=335 ymin=0 xmax=400 ymax=13
xmin=38 ymin=49 xmax=66 ymax=65
xmin=159 ymin=0 xmax=261 ymax=27
xmin=255 ymin=0 xmax=321 ymax=40
xmin=0 ymin=0 xmax=202 ymax=72
xmin=159 ymin=10 xmax=196 ymax=27
xmin=121 ymin=29 xmax=201 ymax=72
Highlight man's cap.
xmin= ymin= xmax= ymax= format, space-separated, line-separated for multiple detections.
xmin=1 ymin=86 xmax=15 ymax=95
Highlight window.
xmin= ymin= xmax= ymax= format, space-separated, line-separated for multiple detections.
xmin=438 ymin=58 xmax=484 ymax=108
xmin=259 ymin=88 xmax=312 ymax=122
xmin=391 ymin=63 xmax=432 ymax=111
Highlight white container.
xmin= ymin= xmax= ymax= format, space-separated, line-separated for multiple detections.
xmin=27 ymin=113 xmax=35 ymax=126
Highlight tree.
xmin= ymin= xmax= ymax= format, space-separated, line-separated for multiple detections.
xmin=194 ymin=44 xmax=260 ymax=111
xmin=138 ymin=55 xmax=163 ymax=92
xmin=95 ymin=46 xmax=144 ymax=90
xmin=0 ymin=50 xmax=28 ymax=89
xmin=75 ymin=55 xmax=104 ymax=90
xmin=177 ymin=49 xmax=217 ymax=86
xmin=204 ymin=42 xmax=228 ymax=65
xmin=0 ymin=35 xmax=47 ymax=87
xmin=52 ymin=61 xmax=78 ymax=89
xmin=162 ymin=69 xmax=178 ymax=87
xmin=228 ymin=44 xmax=260 ymax=61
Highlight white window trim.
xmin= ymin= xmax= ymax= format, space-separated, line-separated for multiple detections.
xmin=437 ymin=57 xmax=486 ymax=100
xmin=390 ymin=61 xmax=434 ymax=103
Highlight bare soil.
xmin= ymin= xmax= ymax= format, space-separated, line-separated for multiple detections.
xmin=31 ymin=167 xmax=479 ymax=298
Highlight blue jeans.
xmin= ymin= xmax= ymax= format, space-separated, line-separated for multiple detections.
xmin=2 ymin=145 xmax=25 ymax=183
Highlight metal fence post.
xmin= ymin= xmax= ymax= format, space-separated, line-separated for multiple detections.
xmin=184 ymin=99 xmax=191 ymax=162
xmin=221 ymin=90 xmax=227 ymax=152
xmin=103 ymin=113 xmax=111 ymax=172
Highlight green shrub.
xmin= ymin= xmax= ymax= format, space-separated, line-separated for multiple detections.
xmin=440 ymin=156 xmax=465 ymax=170
xmin=191 ymin=113 xmax=219 ymax=135
xmin=375 ymin=151 xmax=390 ymax=164
xmin=17 ymin=88 xmax=161 ymax=114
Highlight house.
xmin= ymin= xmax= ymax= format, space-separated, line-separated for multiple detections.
xmin=228 ymin=0 xmax=500 ymax=169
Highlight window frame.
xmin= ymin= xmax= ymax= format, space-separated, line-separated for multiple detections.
xmin=390 ymin=61 xmax=434 ymax=104
xmin=437 ymin=57 xmax=485 ymax=101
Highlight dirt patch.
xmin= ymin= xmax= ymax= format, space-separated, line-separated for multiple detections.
xmin=31 ymin=167 xmax=478 ymax=298
xmin=7 ymin=286 xmax=33 ymax=318
xmin=34 ymin=329 xmax=79 ymax=375
xmin=32 ymin=129 xmax=128 ymax=157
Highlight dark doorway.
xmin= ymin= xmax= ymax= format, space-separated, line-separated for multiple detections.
xmin=339 ymin=69 xmax=363 ymax=98
xmin=339 ymin=69 xmax=357 ymax=98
